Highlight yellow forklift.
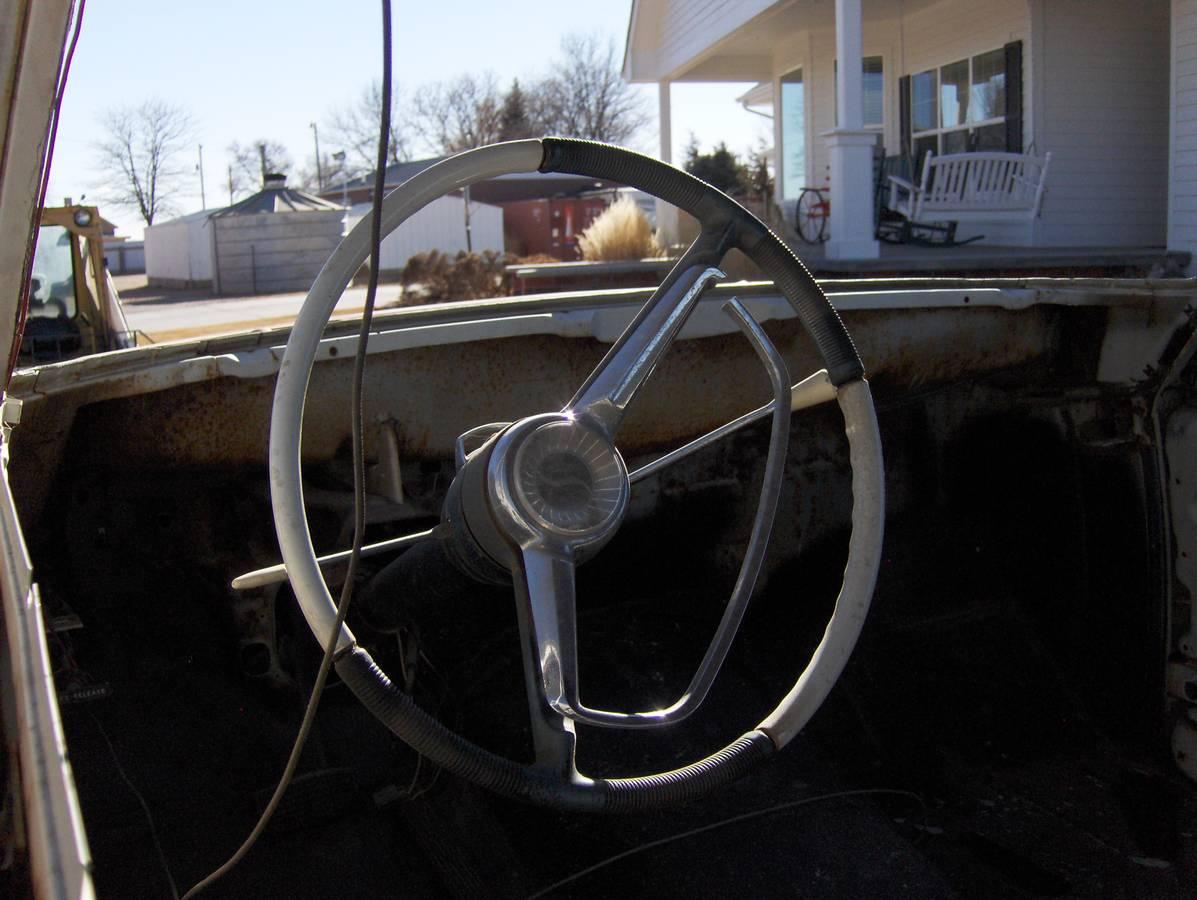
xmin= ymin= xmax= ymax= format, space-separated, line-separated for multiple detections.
xmin=20 ymin=204 xmax=138 ymax=364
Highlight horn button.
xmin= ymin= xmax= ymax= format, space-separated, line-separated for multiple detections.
xmin=491 ymin=414 xmax=629 ymax=549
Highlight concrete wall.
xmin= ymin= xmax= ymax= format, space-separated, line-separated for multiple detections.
xmin=1033 ymin=0 xmax=1170 ymax=247
xmin=1171 ymin=0 xmax=1197 ymax=270
xmin=144 ymin=216 xmax=212 ymax=287
xmin=346 ymin=194 xmax=504 ymax=274
xmin=212 ymin=210 xmax=343 ymax=295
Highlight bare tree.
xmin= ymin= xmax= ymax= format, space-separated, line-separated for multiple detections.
xmin=534 ymin=34 xmax=649 ymax=145
xmin=226 ymin=140 xmax=293 ymax=200
xmin=323 ymin=33 xmax=644 ymax=166
xmin=411 ymin=73 xmax=504 ymax=154
xmin=95 ymin=99 xmax=194 ymax=226
xmin=324 ymin=80 xmax=408 ymax=180
xmin=294 ymin=152 xmax=351 ymax=194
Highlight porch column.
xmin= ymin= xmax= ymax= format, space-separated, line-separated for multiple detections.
xmin=656 ymin=80 xmax=680 ymax=250
xmin=824 ymin=0 xmax=880 ymax=259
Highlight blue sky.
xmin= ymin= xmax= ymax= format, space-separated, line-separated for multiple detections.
xmin=48 ymin=0 xmax=769 ymax=239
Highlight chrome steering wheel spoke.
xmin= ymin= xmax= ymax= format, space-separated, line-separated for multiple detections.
xmin=514 ymin=542 xmax=674 ymax=728
xmin=507 ymin=298 xmax=795 ymax=730
xmin=628 ymin=368 xmax=837 ymax=484
xmin=511 ymin=547 xmax=580 ymax=775
xmin=567 ymin=232 xmax=729 ymax=438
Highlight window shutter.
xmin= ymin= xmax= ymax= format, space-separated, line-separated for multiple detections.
xmin=1004 ymin=40 xmax=1023 ymax=152
xmin=899 ymin=74 xmax=911 ymax=157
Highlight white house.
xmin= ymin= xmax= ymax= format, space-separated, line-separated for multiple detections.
xmin=625 ymin=0 xmax=1195 ymax=267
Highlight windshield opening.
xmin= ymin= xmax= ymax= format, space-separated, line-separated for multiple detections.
xmin=29 ymin=225 xmax=79 ymax=320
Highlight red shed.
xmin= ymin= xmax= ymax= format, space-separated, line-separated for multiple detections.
xmin=320 ymin=159 xmax=619 ymax=261
xmin=498 ymin=196 xmax=610 ymax=260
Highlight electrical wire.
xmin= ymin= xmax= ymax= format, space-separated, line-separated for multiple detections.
xmin=89 ymin=711 xmax=180 ymax=900
xmin=179 ymin=1 xmax=392 ymax=895
xmin=524 ymin=788 xmax=927 ymax=899
xmin=404 ymin=649 xmax=456 ymax=801
xmin=6 ymin=0 xmax=87 ymax=384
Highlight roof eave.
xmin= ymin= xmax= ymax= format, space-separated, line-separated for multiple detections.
xmin=621 ymin=0 xmax=638 ymax=81
xmin=621 ymin=0 xmax=670 ymax=83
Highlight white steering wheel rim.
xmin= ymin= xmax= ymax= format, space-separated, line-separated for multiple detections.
xmin=268 ymin=139 xmax=884 ymax=753
xmin=269 ymin=140 xmax=545 ymax=654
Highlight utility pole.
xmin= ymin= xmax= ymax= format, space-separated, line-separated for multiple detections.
xmin=197 ymin=144 xmax=207 ymax=209
xmin=332 ymin=150 xmax=348 ymax=234
xmin=258 ymin=143 xmax=268 ymax=183
xmin=463 ymin=184 xmax=473 ymax=253
xmin=311 ymin=122 xmax=323 ymax=191
xmin=228 ymin=165 xmax=235 ymax=205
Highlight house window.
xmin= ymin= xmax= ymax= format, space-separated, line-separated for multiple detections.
xmin=862 ymin=56 xmax=884 ymax=127
xmin=834 ymin=56 xmax=885 ymax=128
xmin=780 ymin=67 xmax=806 ymax=200
xmin=910 ymin=47 xmax=1007 ymax=158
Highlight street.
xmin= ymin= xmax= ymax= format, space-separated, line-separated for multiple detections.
xmin=115 ymin=275 xmax=405 ymax=343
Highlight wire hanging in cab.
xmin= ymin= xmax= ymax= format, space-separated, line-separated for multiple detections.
xmin=180 ymin=1 xmax=394 ymax=896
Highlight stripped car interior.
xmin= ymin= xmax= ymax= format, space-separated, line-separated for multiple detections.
xmin=2 ymin=3 xmax=1197 ymax=899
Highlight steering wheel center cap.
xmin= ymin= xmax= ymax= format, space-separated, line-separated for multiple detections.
xmin=491 ymin=415 xmax=629 ymax=544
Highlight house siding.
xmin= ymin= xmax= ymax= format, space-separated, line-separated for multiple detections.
xmin=653 ymin=0 xmax=776 ymax=79
xmin=900 ymin=0 xmax=1028 ymax=78
xmin=1170 ymin=0 xmax=1197 ymax=268
xmin=636 ymin=0 xmax=1174 ymax=251
xmin=768 ymin=0 xmax=1029 ymax=224
xmin=899 ymin=0 xmax=1030 ymax=243
xmin=770 ymin=1 xmax=907 ymax=197
xmin=1035 ymin=0 xmax=1170 ymax=247
xmin=767 ymin=0 xmax=1167 ymax=248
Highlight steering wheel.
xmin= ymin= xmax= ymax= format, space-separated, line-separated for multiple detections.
xmin=270 ymin=139 xmax=884 ymax=811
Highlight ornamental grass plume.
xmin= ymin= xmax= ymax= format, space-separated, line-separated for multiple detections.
xmin=577 ymin=197 xmax=663 ymax=261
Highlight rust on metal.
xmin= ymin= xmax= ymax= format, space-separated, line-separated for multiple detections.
xmin=5 ymin=304 xmax=1064 ymax=534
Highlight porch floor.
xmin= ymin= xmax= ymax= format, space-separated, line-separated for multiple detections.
xmin=505 ymin=243 xmax=1189 ymax=296
xmin=789 ymin=241 xmax=1188 ymax=278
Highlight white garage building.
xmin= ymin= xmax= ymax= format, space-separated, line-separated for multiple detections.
xmin=145 ymin=175 xmax=345 ymax=295
xmin=344 ymin=194 xmax=505 ymax=277
xmin=144 ymin=210 xmax=214 ymax=289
